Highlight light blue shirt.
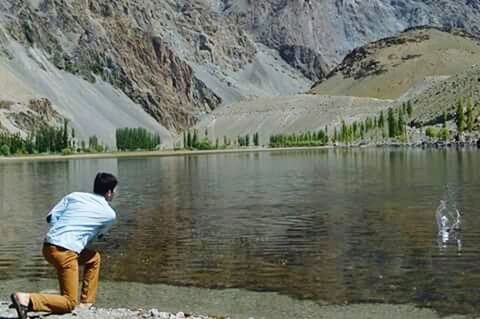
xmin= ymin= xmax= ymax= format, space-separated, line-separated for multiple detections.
xmin=45 ymin=192 xmax=117 ymax=254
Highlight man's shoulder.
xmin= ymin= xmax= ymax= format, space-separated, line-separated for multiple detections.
xmin=67 ymin=191 xmax=91 ymax=198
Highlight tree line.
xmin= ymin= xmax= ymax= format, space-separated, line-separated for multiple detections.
xmin=332 ymin=100 xmax=414 ymax=144
xmin=455 ymin=96 xmax=476 ymax=134
xmin=116 ymin=127 xmax=161 ymax=151
xmin=0 ymin=120 xmax=112 ymax=156
xmin=183 ymin=129 xmax=260 ymax=150
xmin=270 ymin=128 xmax=328 ymax=147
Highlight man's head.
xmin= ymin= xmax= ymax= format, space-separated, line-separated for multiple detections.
xmin=93 ymin=172 xmax=118 ymax=201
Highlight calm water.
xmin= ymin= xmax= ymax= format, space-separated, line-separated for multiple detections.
xmin=1 ymin=148 xmax=480 ymax=315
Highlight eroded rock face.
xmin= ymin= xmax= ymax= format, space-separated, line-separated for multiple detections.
xmin=1 ymin=0 xmax=256 ymax=131
xmin=2 ymin=0 xmax=480 ymax=136
xmin=0 ymin=98 xmax=64 ymax=135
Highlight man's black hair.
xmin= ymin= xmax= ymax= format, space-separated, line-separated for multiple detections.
xmin=93 ymin=172 xmax=118 ymax=196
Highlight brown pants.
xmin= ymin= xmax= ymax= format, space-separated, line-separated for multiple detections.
xmin=29 ymin=243 xmax=101 ymax=313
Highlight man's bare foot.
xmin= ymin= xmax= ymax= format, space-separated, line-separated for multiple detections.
xmin=76 ymin=303 xmax=94 ymax=310
xmin=10 ymin=292 xmax=29 ymax=319
xmin=14 ymin=292 xmax=30 ymax=307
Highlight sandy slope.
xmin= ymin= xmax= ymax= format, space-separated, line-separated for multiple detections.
xmin=0 ymin=39 xmax=172 ymax=147
xmin=193 ymin=94 xmax=393 ymax=145
xmin=310 ymin=29 xmax=480 ymax=100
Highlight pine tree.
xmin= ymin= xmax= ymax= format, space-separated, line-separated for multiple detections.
xmin=253 ymin=132 xmax=259 ymax=146
xmin=466 ymin=97 xmax=474 ymax=132
xmin=456 ymin=97 xmax=465 ymax=133
xmin=379 ymin=111 xmax=385 ymax=129
xmin=187 ymin=131 xmax=192 ymax=148
xmin=193 ymin=130 xmax=198 ymax=148
xmin=398 ymin=110 xmax=405 ymax=137
xmin=387 ymin=108 xmax=396 ymax=138
xmin=407 ymin=101 xmax=413 ymax=118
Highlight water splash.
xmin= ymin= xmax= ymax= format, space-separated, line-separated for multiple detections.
xmin=436 ymin=200 xmax=461 ymax=233
xmin=436 ymin=200 xmax=462 ymax=250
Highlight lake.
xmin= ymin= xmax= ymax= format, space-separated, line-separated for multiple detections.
xmin=1 ymin=148 xmax=480 ymax=316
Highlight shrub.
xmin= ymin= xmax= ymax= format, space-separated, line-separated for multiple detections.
xmin=0 ymin=144 xmax=10 ymax=156
xmin=62 ymin=148 xmax=73 ymax=156
xmin=425 ymin=127 xmax=438 ymax=138
xmin=439 ymin=128 xmax=449 ymax=141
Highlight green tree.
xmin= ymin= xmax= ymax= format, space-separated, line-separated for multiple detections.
xmin=187 ymin=131 xmax=192 ymax=148
xmin=253 ymin=132 xmax=259 ymax=146
xmin=407 ymin=101 xmax=413 ymax=118
xmin=387 ymin=108 xmax=396 ymax=138
xmin=443 ymin=111 xmax=447 ymax=128
xmin=378 ymin=111 xmax=385 ymax=129
xmin=62 ymin=119 xmax=69 ymax=149
xmin=398 ymin=110 xmax=405 ymax=137
xmin=192 ymin=130 xmax=198 ymax=148
xmin=456 ymin=97 xmax=465 ymax=133
xmin=0 ymin=144 xmax=10 ymax=156
xmin=466 ymin=97 xmax=474 ymax=132
xmin=439 ymin=128 xmax=449 ymax=141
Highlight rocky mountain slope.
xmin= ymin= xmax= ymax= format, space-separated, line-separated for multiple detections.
xmin=221 ymin=0 xmax=480 ymax=80
xmin=310 ymin=28 xmax=480 ymax=99
xmin=0 ymin=0 xmax=309 ymax=145
xmin=2 ymin=0 xmax=480 ymax=146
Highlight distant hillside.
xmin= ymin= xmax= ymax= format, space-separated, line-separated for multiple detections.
xmin=310 ymin=28 xmax=480 ymax=99
xmin=191 ymin=95 xmax=392 ymax=145
xmin=409 ymin=65 xmax=480 ymax=127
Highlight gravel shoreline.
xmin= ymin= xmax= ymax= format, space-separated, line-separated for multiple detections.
xmin=0 ymin=301 xmax=213 ymax=319
xmin=0 ymin=300 xmax=474 ymax=319
xmin=0 ymin=276 xmax=476 ymax=319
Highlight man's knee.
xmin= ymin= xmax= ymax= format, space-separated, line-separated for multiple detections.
xmin=93 ymin=252 xmax=101 ymax=266
xmin=64 ymin=297 xmax=77 ymax=313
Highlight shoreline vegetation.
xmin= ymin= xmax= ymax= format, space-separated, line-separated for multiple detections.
xmin=1 ymin=98 xmax=480 ymax=162
xmin=0 ymin=140 xmax=479 ymax=163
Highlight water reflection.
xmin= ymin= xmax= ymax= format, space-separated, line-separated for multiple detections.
xmin=1 ymin=149 xmax=480 ymax=316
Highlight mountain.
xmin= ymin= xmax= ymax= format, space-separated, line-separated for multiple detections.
xmin=221 ymin=0 xmax=480 ymax=80
xmin=2 ymin=0 xmax=480 ymax=146
xmin=192 ymin=27 xmax=480 ymax=143
xmin=309 ymin=28 xmax=480 ymax=99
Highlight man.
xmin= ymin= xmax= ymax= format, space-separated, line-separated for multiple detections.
xmin=10 ymin=172 xmax=118 ymax=319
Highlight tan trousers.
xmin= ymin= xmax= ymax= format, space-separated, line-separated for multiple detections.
xmin=30 ymin=243 xmax=101 ymax=313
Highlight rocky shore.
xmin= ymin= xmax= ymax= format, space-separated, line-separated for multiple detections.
xmin=1 ymin=300 xmax=475 ymax=319
xmin=0 ymin=301 xmax=213 ymax=319
xmin=0 ymin=278 xmax=476 ymax=319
